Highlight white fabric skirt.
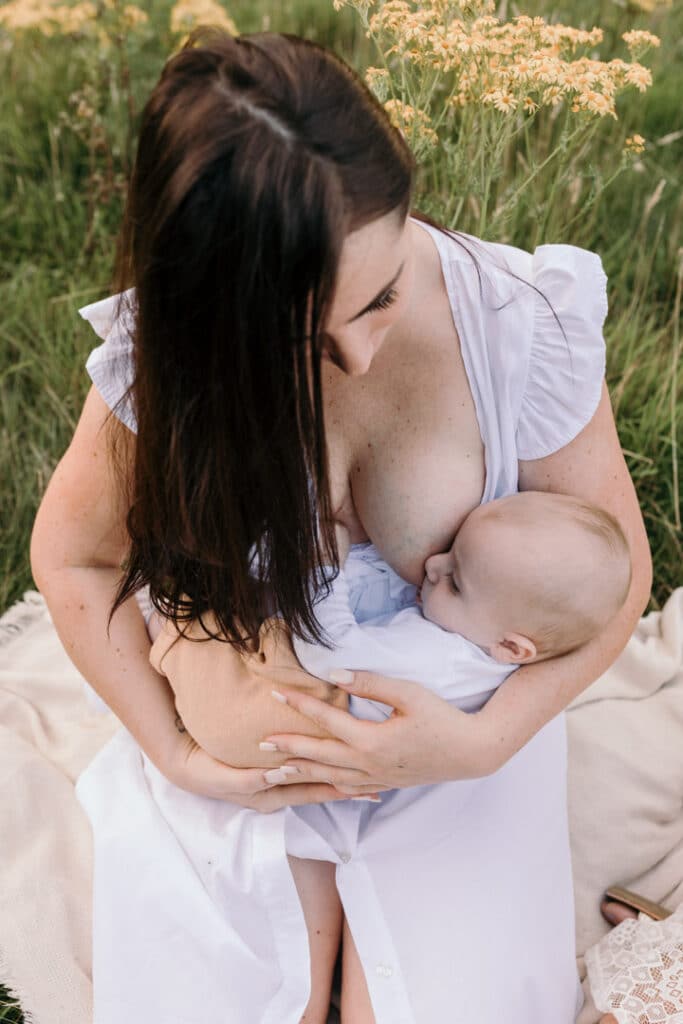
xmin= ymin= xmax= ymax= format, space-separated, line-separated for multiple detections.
xmin=75 ymin=706 xmax=583 ymax=1023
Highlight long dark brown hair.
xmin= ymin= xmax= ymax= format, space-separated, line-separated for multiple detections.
xmin=104 ymin=27 xmax=416 ymax=652
xmin=104 ymin=27 xmax=565 ymax=654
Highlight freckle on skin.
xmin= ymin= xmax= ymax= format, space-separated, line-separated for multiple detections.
xmin=79 ymin=604 xmax=85 ymax=610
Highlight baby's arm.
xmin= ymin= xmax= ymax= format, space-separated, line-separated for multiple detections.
xmin=148 ymin=606 xmax=349 ymax=770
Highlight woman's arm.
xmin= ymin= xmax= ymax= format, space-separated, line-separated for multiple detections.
xmin=478 ymin=381 xmax=652 ymax=767
xmin=30 ymin=386 xmax=352 ymax=808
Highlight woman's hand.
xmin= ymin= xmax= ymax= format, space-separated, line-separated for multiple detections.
xmin=259 ymin=670 xmax=497 ymax=793
xmin=158 ymin=723 xmax=357 ymax=812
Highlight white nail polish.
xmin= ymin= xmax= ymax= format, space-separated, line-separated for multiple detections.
xmin=264 ymin=768 xmax=287 ymax=784
xmin=259 ymin=742 xmax=279 ymax=751
xmin=271 ymin=690 xmax=288 ymax=704
xmin=351 ymin=795 xmax=381 ymax=802
xmin=279 ymin=766 xmax=300 ymax=775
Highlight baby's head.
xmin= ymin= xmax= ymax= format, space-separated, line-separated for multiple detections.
xmin=419 ymin=491 xmax=632 ymax=664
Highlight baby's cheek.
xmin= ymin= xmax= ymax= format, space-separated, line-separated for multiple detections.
xmin=422 ymin=594 xmax=449 ymax=630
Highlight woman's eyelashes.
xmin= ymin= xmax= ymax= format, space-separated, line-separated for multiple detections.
xmin=366 ymin=287 xmax=398 ymax=314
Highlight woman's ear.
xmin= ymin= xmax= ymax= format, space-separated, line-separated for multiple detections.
xmin=488 ymin=632 xmax=537 ymax=665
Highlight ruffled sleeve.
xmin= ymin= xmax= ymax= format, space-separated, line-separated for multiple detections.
xmin=78 ymin=287 xmax=138 ymax=434
xmin=515 ymin=244 xmax=608 ymax=461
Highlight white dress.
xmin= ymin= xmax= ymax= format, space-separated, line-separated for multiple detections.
xmin=74 ymin=217 xmax=608 ymax=1024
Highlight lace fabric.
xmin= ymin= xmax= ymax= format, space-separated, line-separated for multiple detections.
xmin=585 ymin=902 xmax=683 ymax=1023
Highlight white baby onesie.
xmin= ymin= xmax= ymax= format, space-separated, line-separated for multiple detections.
xmin=291 ymin=545 xmax=514 ymax=721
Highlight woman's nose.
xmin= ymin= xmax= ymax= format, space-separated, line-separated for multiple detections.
xmin=336 ymin=346 xmax=373 ymax=376
xmin=327 ymin=329 xmax=383 ymax=377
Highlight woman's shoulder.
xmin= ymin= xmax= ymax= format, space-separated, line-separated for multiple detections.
xmin=431 ymin=225 xmax=609 ymax=461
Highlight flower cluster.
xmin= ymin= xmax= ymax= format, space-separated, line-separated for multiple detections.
xmin=357 ymin=1 xmax=658 ymax=121
xmin=170 ymin=0 xmax=238 ymax=36
xmin=383 ymin=98 xmax=439 ymax=149
xmin=628 ymin=0 xmax=671 ymax=12
xmin=364 ymin=65 xmax=391 ymax=101
xmin=0 ymin=0 xmax=148 ymax=36
xmin=0 ymin=0 xmax=97 ymax=35
xmin=622 ymin=29 xmax=661 ymax=57
xmin=624 ymin=133 xmax=646 ymax=153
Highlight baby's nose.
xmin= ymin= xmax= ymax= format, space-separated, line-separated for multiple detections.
xmin=424 ymin=555 xmax=444 ymax=584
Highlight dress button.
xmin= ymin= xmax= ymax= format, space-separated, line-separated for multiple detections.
xmin=375 ymin=964 xmax=393 ymax=978
xmin=339 ymin=852 xmax=351 ymax=863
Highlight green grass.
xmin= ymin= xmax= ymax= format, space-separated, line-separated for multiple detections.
xmin=0 ymin=0 xmax=681 ymax=1018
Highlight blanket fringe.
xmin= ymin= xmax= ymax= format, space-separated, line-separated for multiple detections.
xmin=0 ymin=590 xmax=47 ymax=650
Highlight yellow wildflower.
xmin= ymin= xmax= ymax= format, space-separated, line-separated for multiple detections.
xmin=482 ymin=87 xmax=516 ymax=112
xmin=541 ymin=84 xmax=565 ymax=107
xmin=622 ymin=29 xmax=661 ymax=53
xmin=383 ymin=97 xmax=437 ymax=153
xmin=415 ymin=124 xmax=439 ymax=149
xmin=170 ymin=0 xmax=238 ymax=36
xmin=624 ymin=133 xmax=645 ymax=153
xmin=122 ymin=4 xmax=147 ymax=29
xmin=448 ymin=91 xmax=469 ymax=108
xmin=629 ymin=0 xmax=670 ymax=10
xmin=332 ymin=0 xmax=375 ymax=13
xmin=365 ymin=66 xmax=390 ymax=102
xmin=0 ymin=0 xmax=95 ymax=34
xmin=384 ymin=98 xmax=419 ymax=130
xmin=492 ymin=90 xmax=517 ymax=113
xmin=624 ymin=63 xmax=653 ymax=92
xmin=577 ymin=89 xmax=617 ymax=118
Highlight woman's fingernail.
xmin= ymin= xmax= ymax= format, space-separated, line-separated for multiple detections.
xmin=329 ymin=669 xmax=354 ymax=685
xmin=259 ymin=741 xmax=279 ymax=751
xmin=271 ymin=689 xmax=288 ymax=704
xmin=351 ymin=795 xmax=381 ymax=802
xmin=279 ymin=765 xmax=300 ymax=775
xmin=264 ymin=768 xmax=289 ymax=784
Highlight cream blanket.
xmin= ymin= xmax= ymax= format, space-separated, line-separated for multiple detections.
xmin=1 ymin=588 xmax=682 ymax=1024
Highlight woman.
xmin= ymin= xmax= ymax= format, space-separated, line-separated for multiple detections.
xmin=30 ymin=27 xmax=652 ymax=1024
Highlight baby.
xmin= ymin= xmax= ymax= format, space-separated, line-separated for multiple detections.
xmin=147 ymin=489 xmax=632 ymax=767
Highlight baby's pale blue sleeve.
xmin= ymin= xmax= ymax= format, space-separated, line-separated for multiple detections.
xmin=78 ymin=287 xmax=138 ymax=434
xmin=515 ymin=244 xmax=608 ymax=461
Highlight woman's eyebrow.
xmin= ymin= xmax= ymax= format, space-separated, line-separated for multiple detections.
xmin=345 ymin=261 xmax=405 ymax=324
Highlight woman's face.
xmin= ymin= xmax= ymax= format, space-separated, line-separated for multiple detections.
xmin=319 ymin=209 xmax=417 ymax=376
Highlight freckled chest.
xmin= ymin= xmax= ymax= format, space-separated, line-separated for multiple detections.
xmin=322 ymin=279 xmax=485 ymax=585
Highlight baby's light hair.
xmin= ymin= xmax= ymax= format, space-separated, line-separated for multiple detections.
xmin=520 ymin=495 xmax=632 ymax=659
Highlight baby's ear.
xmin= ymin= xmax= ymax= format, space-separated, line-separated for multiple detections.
xmin=488 ymin=632 xmax=537 ymax=665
